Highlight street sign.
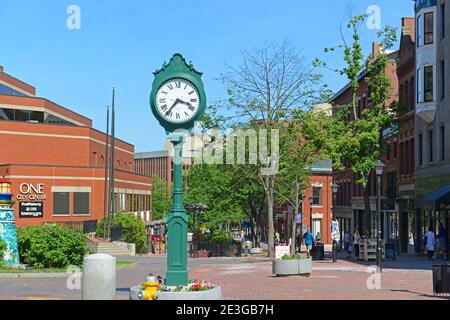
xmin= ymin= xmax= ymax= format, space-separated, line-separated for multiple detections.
xmin=295 ymin=214 xmax=302 ymax=223
xmin=331 ymin=220 xmax=340 ymax=241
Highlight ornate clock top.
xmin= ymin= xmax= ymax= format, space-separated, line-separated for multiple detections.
xmin=150 ymin=53 xmax=206 ymax=133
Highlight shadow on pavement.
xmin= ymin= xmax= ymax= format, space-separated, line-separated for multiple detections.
xmin=390 ymin=289 xmax=450 ymax=300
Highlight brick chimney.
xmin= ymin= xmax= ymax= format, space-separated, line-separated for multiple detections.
xmin=372 ymin=42 xmax=382 ymax=60
xmin=0 ymin=66 xmax=3 ymax=73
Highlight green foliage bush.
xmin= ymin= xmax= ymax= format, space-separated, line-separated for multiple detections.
xmin=0 ymin=238 xmax=7 ymax=268
xmin=16 ymin=224 xmax=87 ymax=269
xmin=96 ymin=213 xmax=147 ymax=254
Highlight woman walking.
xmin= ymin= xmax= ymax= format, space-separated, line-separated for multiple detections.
xmin=353 ymin=228 xmax=361 ymax=259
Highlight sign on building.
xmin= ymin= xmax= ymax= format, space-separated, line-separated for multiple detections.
xmin=19 ymin=202 xmax=44 ymax=218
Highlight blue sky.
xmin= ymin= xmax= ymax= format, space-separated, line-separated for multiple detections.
xmin=0 ymin=0 xmax=414 ymax=152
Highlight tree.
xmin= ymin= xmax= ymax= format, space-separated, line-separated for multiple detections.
xmin=185 ymin=163 xmax=244 ymax=233
xmin=221 ymin=40 xmax=327 ymax=256
xmin=151 ymin=176 xmax=171 ymax=221
xmin=275 ymin=110 xmax=332 ymax=255
xmin=314 ymin=14 xmax=398 ymax=233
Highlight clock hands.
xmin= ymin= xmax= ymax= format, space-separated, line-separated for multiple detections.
xmin=164 ymin=98 xmax=196 ymax=119
xmin=165 ymin=99 xmax=181 ymax=116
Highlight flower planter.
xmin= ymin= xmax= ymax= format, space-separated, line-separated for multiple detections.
xmin=193 ymin=251 xmax=210 ymax=258
xmin=129 ymin=284 xmax=222 ymax=300
xmin=272 ymin=258 xmax=312 ymax=277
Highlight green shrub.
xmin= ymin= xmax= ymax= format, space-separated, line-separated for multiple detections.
xmin=96 ymin=213 xmax=147 ymax=254
xmin=16 ymin=224 xmax=87 ymax=269
xmin=0 ymin=238 xmax=6 ymax=268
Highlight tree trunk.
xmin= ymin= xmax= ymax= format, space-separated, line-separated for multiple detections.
xmin=290 ymin=209 xmax=297 ymax=256
xmin=266 ymin=176 xmax=275 ymax=257
xmin=362 ymin=184 xmax=371 ymax=237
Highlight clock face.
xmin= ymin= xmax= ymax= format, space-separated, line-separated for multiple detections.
xmin=155 ymin=78 xmax=200 ymax=123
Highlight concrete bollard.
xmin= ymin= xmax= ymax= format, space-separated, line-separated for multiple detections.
xmin=82 ymin=253 xmax=116 ymax=300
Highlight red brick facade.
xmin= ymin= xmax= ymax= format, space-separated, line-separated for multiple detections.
xmin=0 ymin=66 xmax=152 ymax=227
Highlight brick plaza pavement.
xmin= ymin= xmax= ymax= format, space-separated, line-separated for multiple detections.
xmin=190 ymin=256 xmax=449 ymax=300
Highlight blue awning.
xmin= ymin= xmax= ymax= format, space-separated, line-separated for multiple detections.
xmin=420 ymin=185 xmax=450 ymax=211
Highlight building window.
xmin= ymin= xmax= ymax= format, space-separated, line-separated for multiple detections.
xmin=429 ymin=130 xmax=434 ymax=163
xmin=419 ymin=134 xmax=423 ymax=166
xmin=424 ymin=66 xmax=434 ymax=102
xmin=441 ymin=60 xmax=445 ymax=101
xmin=441 ymin=4 xmax=446 ymax=40
xmin=312 ymin=219 xmax=322 ymax=238
xmin=53 ymin=192 xmax=69 ymax=215
xmin=410 ymin=77 xmax=415 ymax=111
xmin=441 ymin=126 xmax=445 ymax=161
xmin=386 ymin=144 xmax=391 ymax=161
xmin=424 ymin=12 xmax=434 ymax=44
xmin=417 ymin=14 xmax=423 ymax=47
xmin=417 ymin=68 xmax=422 ymax=103
xmin=312 ymin=187 xmax=322 ymax=206
xmin=73 ymin=192 xmax=90 ymax=215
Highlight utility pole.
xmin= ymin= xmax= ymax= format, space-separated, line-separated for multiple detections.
xmin=103 ymin=106 xmax=110 ymax=239
xmin=108 ymin=88 xmax=116 ymax=239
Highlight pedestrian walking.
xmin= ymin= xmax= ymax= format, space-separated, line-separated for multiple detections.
xmin=425 ymin=227 xmax=436 ymax=261
xmin=437 ymin=222 xmax=447 ymax=260
xmin=344 ymin=231 xmax=351 ymax=259
xmin=303 ymin=227 xmax=314 ymax=258
xmin=353 ymin=228 xmax=361 ymax=259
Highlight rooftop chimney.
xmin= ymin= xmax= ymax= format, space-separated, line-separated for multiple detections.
xmin=0 ymin=66 xmax=4 ymax=73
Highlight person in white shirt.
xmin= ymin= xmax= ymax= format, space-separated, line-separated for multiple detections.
xmin=425 ymin=227 xmax=436 ymax=261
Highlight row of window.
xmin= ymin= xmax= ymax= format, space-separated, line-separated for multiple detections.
xmin=418 ymin=126 xmax=446 ymax=166
xmin=0 ymin=108 xmax=76 ymax=126
xmin=53 ymin=192 xmax=90 ymax=215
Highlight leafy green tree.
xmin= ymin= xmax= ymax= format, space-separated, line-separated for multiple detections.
xmin=185 ymin=163 xmax=244 ymax=233
xmin=151 ymin=175 xmax=171 ymax=221
xmin=314 ymin=14 xmax=398 ymax=232
xmin=221 ymin=40 xmax=327 ymax=256
xmin=275 ymin=110 xmax=331 ymax=255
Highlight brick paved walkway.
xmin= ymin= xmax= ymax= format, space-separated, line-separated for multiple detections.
xmin=190 ymin=257 xmax=449 ymax=300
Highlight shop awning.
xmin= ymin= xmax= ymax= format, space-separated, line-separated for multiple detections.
xmin=420 ymin=185 xmax=450 ymax=211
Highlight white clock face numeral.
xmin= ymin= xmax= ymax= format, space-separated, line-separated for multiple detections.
xmin=155 ymin=78 xmax=200 ymax=123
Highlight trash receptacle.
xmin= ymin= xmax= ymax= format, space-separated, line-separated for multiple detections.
xmin=311 ymin=243 xmax=325 ymax=261
xmin=433 ymin=264 xmax=450 ymax=295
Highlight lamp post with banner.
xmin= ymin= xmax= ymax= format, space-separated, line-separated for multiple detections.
xmin=331 ymin=182 xmax=339 ymax=262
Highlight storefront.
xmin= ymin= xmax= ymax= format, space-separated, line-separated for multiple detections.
xmin=417 ymin=185 xmax=450 ymax=257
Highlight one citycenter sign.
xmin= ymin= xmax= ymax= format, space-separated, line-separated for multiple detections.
xmin=150 ymin=53 xmax=206 ymax=286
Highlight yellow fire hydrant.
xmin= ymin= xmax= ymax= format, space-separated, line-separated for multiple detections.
xmin=143 ymin=274 xmax=159 ymax=300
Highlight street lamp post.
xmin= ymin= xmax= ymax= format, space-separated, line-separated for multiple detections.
xmin=375 ymin=160 xmax=385 ymax=273
xmin=331 ymin=183 xmax=339 ymax=263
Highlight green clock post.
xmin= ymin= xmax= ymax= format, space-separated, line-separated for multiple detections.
xmin=150 ymin=53 xmax=206 ymax=286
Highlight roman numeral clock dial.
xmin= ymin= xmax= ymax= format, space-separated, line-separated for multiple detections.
xmin=155 ymin=78 xmax=200 ymax=123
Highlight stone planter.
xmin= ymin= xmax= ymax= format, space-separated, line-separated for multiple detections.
xmin=193 ymin=251 xmax=210 ymax=258
xmin=129 ymin=285 xmax=222 ymax=300
xmin=272 ymin=258 xmax=312 ymax=277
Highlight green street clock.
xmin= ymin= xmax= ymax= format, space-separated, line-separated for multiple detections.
xmin=149 ymin=53 xmax=206 ymax=287
xmin=150 ymin=53 xmax=206 ymax=132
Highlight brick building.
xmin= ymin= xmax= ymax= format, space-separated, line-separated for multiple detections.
xmin=330 ymin=42 xmax=400 ymax=241
xmin=397 ymin=17 xmax=417 ymax=254
xmin=0 ymin=65 xmax=152 ymax=226
xmin=275 ymin=160 xmax=334 ymax=245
